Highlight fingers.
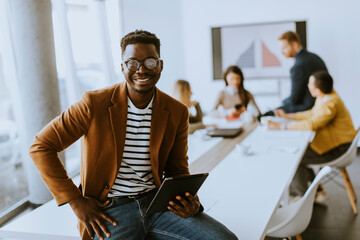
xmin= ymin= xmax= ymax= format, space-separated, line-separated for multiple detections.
xmin=185 ymin=192 xmax=201 ymax=214
xmin=97 ymin=199 xmax=110 ymax=208
xmin=176 ymin=195 xmax=191 ymax=208
xmin=168 ymin=200 xmax=183 ymax=213
xmin=168 ymin=203 xmax=182 ymax=216
xmin=168 ymin=198 xmax=186 ymax=218
xmin=185 ymin=192 xmax=195 ymax=202
xmin=85 ymin=223 xmax=95 ymax=239
xmin=100 ymin=212 xmax=117 ymax=226
xmin=95 ymin=218 xmax=110 ymax=239
xmin=93 ymin=211 xmax=116 ymax=239
xmin=168 ymin=193 xmax=200 ymax=218
xmin=268 ymin=121 xmax=275 ymax=129
xmin=91 ymin=221 xmax=103 ymax=240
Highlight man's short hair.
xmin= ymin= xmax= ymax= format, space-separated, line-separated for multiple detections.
xmin=121 ymin=30 xmax=161 ymax=58
xmin=312 ymin=70 xmax=333 ymax=94
xmin=278 ymin=31 xmax=301 ymax=44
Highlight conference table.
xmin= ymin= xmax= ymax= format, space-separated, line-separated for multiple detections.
xmin=0 ymin=120 xmax=314 ymax=240
xmin=195 ymin=126 xmax=314 ymax=240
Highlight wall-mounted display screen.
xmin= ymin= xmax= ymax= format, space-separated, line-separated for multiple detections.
xmin=212 ymin=21 xmax=306 ymax=80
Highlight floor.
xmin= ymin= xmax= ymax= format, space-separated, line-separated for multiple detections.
xmin=267 ymin=149 xmax=360 ymax=240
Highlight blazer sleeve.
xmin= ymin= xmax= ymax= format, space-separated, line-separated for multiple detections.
xmin=164 ymin=106 xmax=190 ymax=178
xmin=29 ymin=92 xmax=93 ymax=206
xmin=287 ymin=100 xmax=336 ymax=131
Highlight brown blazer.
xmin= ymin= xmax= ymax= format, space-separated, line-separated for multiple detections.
xmin=29 ymin=81 xmax=190 ymax=240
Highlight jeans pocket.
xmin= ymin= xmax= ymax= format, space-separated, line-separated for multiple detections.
xmin=101 ymin=198 xmax=114 ymax=210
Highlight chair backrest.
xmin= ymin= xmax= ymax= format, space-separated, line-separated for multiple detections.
xmin=308 ymin=127 xmax=360 ymax=168
xmin=266 ymin=166 xmax=332 ymax=238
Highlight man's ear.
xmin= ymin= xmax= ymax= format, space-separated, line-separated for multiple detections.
xmin=160 ymin=60 xmax=164 ymax=71
xmin=121 ymin=63 xmax=124 ymax=72
xmin=293 ymin=41 xmax=300 ymax=49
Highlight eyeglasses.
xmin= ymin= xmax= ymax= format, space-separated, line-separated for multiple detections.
xmin=123 ymin=58 xmax=160 ymax=71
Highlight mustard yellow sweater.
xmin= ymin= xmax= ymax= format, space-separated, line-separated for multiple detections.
xmin=287 ymin=90 xmax=356 ymax=154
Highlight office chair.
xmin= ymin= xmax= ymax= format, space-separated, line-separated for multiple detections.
xmin=266 ymin=166 xmax=332 ymax=240
xmin=308 ymin=127 xmax=360 ymax=214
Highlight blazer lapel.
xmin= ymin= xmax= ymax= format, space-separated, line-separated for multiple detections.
xmin=150 ymin=89 xmax=169 ymax=186
xmin=108 ymin=82 xmax=128 ymax=170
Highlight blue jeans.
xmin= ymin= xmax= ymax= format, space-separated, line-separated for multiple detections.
xmin=94 ymin=190 xmax=237 ymax=240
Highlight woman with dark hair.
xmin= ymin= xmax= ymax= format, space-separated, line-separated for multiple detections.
xmin=212 ymin=65 xmax=260 ymax=119
xmin=268 ymin=71 xmax=356 ymax=200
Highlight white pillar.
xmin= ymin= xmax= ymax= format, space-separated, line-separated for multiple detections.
xmin=95 ymin=0 xmax=116 ymax=85
xmin=52 ymin=0 xmax=80 ymax=104
xmin=8 ymin=0 xmax=64 ymax=204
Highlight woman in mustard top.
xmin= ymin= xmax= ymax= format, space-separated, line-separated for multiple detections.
xmin=268 ymin=71 xmax=356 ymax=197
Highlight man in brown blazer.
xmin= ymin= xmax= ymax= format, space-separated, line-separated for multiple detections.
xmin=29 ymin=30 xmax=237 ymax=240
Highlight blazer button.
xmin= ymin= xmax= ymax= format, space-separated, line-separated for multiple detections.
xmin=104 ymin=184 xmax=110 ymax=189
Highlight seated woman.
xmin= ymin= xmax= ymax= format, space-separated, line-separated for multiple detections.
xmin=212 ymin=65 xmax=260 ymax=120
xmin=172 ymin=79 xmax=205 ymax=134
xmin=268 ymin=71 xmax=356 ymax=197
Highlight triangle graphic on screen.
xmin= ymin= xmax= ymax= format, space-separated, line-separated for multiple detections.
xmin=261 ymin=41 xmax=281 ymax=67
xmin=236 ymin=41 xmax=255 ymax=68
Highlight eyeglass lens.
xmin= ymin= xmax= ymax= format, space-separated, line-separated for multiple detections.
xmin=126 ymin=58 xmax=158 ymax=71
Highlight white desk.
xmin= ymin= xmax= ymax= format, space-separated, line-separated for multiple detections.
xmin=0 ymin=125 xmax=313 ymax=240
xmin=0 ymin=200 xmax=79 ymax=240
xmin=198 ymin=126 xmax=314 ymax=240
xmin=187 ymin=130 xmax=223 ymax=164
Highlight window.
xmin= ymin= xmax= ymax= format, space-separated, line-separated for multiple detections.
xmin=0 ymin=0 xmax=121 ymax=218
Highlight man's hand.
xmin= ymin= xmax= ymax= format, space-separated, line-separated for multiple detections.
xmin=167 ymin=192 xmax=200 ymax=218
xmin=69 ymin=196 xmax=117 ymax=240
xmin=268 ymin=120 xmax=282 ymax=130
xmin=274 ymin=109 xmax=287 ymax=118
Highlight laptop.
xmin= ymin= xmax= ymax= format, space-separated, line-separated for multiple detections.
xmin=206 ymin=127 xmax=243 ymax=138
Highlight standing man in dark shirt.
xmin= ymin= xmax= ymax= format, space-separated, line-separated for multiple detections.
xmin=279 ymin=31 xmax=328 ymax=113
xmin=263 ymin=31 xmax=327 ymax=116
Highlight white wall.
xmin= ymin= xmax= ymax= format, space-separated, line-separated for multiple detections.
xmin=120 ymin=0 xmax=186 ymax=94
xmin=118 ymin=0 xmax=360 ymax=126
xmin=181 ymin=0 xmax=360 ymax=126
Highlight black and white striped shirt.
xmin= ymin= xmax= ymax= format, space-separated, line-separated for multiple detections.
xmin=108 ymin=97 xmax=156 ymax=197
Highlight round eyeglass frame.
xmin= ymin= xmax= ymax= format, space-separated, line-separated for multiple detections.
xmin=123 ymin=58 xmax=161 ymax=72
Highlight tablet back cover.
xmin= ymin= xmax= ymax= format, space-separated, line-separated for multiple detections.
xmin=146 ymin=173 xmax=208 ymax=214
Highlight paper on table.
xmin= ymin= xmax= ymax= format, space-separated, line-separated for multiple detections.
xmin=264 ymin=130 xmax=307 ymax=138
xmin=268 ymin=146 xmax=299 ymax=153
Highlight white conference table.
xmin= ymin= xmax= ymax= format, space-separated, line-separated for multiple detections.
xmin=187 ymin=131 xmax=223 ymax=165
xmin=0 ymin=124 xmax=313 ymax=240
xmin=198 ymin=126 xmax=314 ymax=240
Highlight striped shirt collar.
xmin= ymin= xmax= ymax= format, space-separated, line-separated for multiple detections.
xmin=128 ymin=95 xmax=155 ymax=110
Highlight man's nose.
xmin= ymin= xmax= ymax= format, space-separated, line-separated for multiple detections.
xmin=136 ymin=64 xmax=148 ymax=74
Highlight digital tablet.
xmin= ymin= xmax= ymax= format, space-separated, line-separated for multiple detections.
xmin=146 ymin=173 xmax=209 ymax=214
xmin=206 ymin=127 xmax=243 ymax=138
